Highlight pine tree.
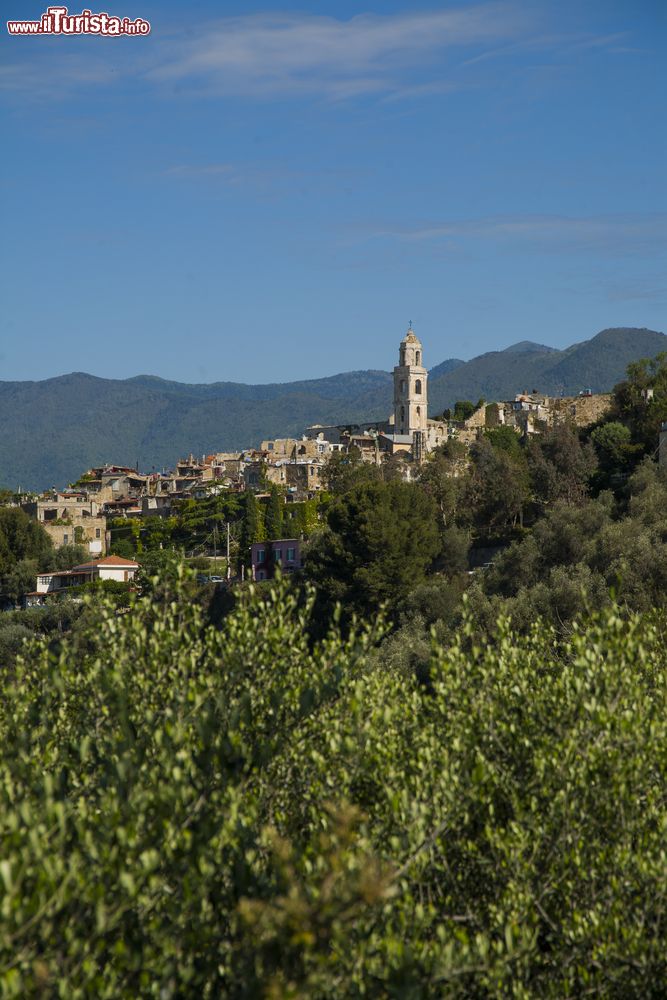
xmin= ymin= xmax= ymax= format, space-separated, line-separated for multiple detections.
xmin=239 ymin=492 xmax=263 ymax=568
xmin=265 ymin=485 xmax=283 ymax=541
xmin=306 ymin=480 xmax=440 ymax=623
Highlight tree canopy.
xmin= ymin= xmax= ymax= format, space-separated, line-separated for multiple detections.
xmin=0 ymin=508 xmax=53 ymax=604
xmin=306 ymin=480 xmax=440 ymax=622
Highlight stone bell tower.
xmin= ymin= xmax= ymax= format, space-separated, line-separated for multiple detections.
xmin=393 ymin=324 xmax=428 ymax=436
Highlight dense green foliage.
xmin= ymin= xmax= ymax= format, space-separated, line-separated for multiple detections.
xmin=381 ymin=446 xmax=667 ymax=671
xmin=0 ymin=508 xmax=52 ymax=597
xmin=608 ymin=352 xmax=667 ymax=461
xmin=410 ymin=421 xmax=598 ymax=554
xmin=436 ymin=398 xmax=485 ymax=421
xmin=470 ymin=459 xmax=667 ymax=630
xmin=322 ymin=448 xmax=382 ymax=493
xmin=306 ymin=480 xmax=440 ymax=622
xmin=311 ymin=349 xmax=667 ymax=676
xmin=238 ymin=491 xmax=262 ymax=563
xmin=2 ymin=575 xmax=667 ymax=995
xmin=4 ymin=348 xmax=667 ymax=993
xmin=108 ymin=491 xmax=324 ymax=568
xmin=0 ymin=598 xmax=83 ymax=666
xmin=0 ymin=510 xmax=90 ymax=606
xmin=264 ymin=485 xmax=283 ymax=541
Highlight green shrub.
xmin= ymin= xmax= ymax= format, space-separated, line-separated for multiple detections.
xmin=1 ymin=576 xmax=667 ymax=996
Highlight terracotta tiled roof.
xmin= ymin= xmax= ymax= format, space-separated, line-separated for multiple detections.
xmin=73 ymin=555 xmax=139 ymax=570
xmin=97 ymin=555 xmax=139 ymax=566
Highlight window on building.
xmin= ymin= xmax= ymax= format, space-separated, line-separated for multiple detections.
xmin=416 ymin=351 xmax=421 ymax=365
xmin=287 ymin=547 xmax=296 ymax=562
xmin=415 ymin=379 xmax=422 ymax=395
xmin=401 ymin=406 xmax=405 ymax=422
xmin=416 ymin=406 xmax=421 ymax=417
xmin=274 ymin=549 xmax=282 ymax=562
xmin=257 ymin=571 xmax=265 ymax=581
xmin=63 ymin=534 xmax=68 ymax=545
xmin=95 ymin=528 xmax=101 ymax=538
xmin=400 ymin=348 xmax=406 ymax=365
xmin=257 ymin=548 xmax=265 ymax=563
xmin=400 ymin=379 xmax=406 ymax=395
xmin=268 ymin=443 xmax=274 ymax=451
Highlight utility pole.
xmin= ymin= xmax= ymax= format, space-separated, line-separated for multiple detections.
xmin=226 ymin=522 xmax=231 ymax=580
xmin=213 ymin=524 xmax=217 ymax=568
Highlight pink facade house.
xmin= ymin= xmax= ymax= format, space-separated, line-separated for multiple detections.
xmin=250 ymin=539 xmax=303 ymax=581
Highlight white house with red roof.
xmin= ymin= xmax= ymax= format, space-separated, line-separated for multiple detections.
xmin=25 ymin=555 xmax=140 ymax=606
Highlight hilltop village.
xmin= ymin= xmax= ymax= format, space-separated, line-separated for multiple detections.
xmin=5 ymin=331 xmax=667 ymax=993
xmin=14 ymin=327 xmax=614 ymax=574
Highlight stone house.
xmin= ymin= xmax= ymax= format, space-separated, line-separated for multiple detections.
xmin=243 ymin=460 xmax=289 ymax=489
xmin=42 ymin=518 xmax=107 ymax=556
xmin=285 ymin=461 xmax=324 ymax=495
xmin=340 ymin=432 xmax=380 ymax=461
xmin=377 ymin=433 xmax=413 ymax=457
xmin=203 ymin=454 xmax=244 ymax=484
xmin=261 ymin=436 xmax=336 ymax=460
xmin=21 ymin=493 xmax=107 ymax=556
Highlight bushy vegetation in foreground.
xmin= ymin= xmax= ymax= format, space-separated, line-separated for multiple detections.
xmin=2 ymin=570 xmax=667 ymax=997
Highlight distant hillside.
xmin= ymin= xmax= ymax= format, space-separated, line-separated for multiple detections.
xmin=427 ymin=328 xmax=667 ymax=414
xmin=428 ymin=358 xmax=465 ymax=379
xmin=0 ymin=370 xmax=394 ymax=491
xmin=502 ymin=341 xmax=556 ymax=355
xmin=1 ymin=327 xmax=664 ymax=490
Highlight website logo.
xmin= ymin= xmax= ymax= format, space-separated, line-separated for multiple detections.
xmin=7 ymin=7 xmax=151 ymax=36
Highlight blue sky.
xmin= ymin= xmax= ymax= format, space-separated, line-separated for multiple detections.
xmin=1 ymin=0 xmax=665 ymax=383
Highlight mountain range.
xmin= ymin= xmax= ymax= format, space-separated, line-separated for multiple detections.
xmin=1 ymin=327 xmax=664 ymax=491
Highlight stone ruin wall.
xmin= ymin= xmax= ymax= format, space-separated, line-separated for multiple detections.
xmin=548 ymin=394 xmax=613 ymax=428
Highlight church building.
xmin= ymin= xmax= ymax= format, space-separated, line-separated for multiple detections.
xmin=325 ymin=324 xmax=457 ymax=464
xmin=377 ymin=324 xmax=430 ymax=461
xmin=377 ymin=324 xmax=456 ymax=461
xmin=393 ymin=325 xmax=428 ymax=436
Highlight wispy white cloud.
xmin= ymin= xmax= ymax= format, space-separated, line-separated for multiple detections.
xmin=0 ymin=55 xmax=121 ymax=98
xmin=378 ymin=79 xmax=466 ymax=104
xmin=563 ymin=31 xmax=628 ymax=52
xmin=147 ymin=6 xmax=530 ymax=99
xmin=459 ymin=29 xmax=629 ymax=68
xmin=367 ymin=213 xmax=667 ymax=256
xmin=0 ymin=6 xmax=639 ymax=103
